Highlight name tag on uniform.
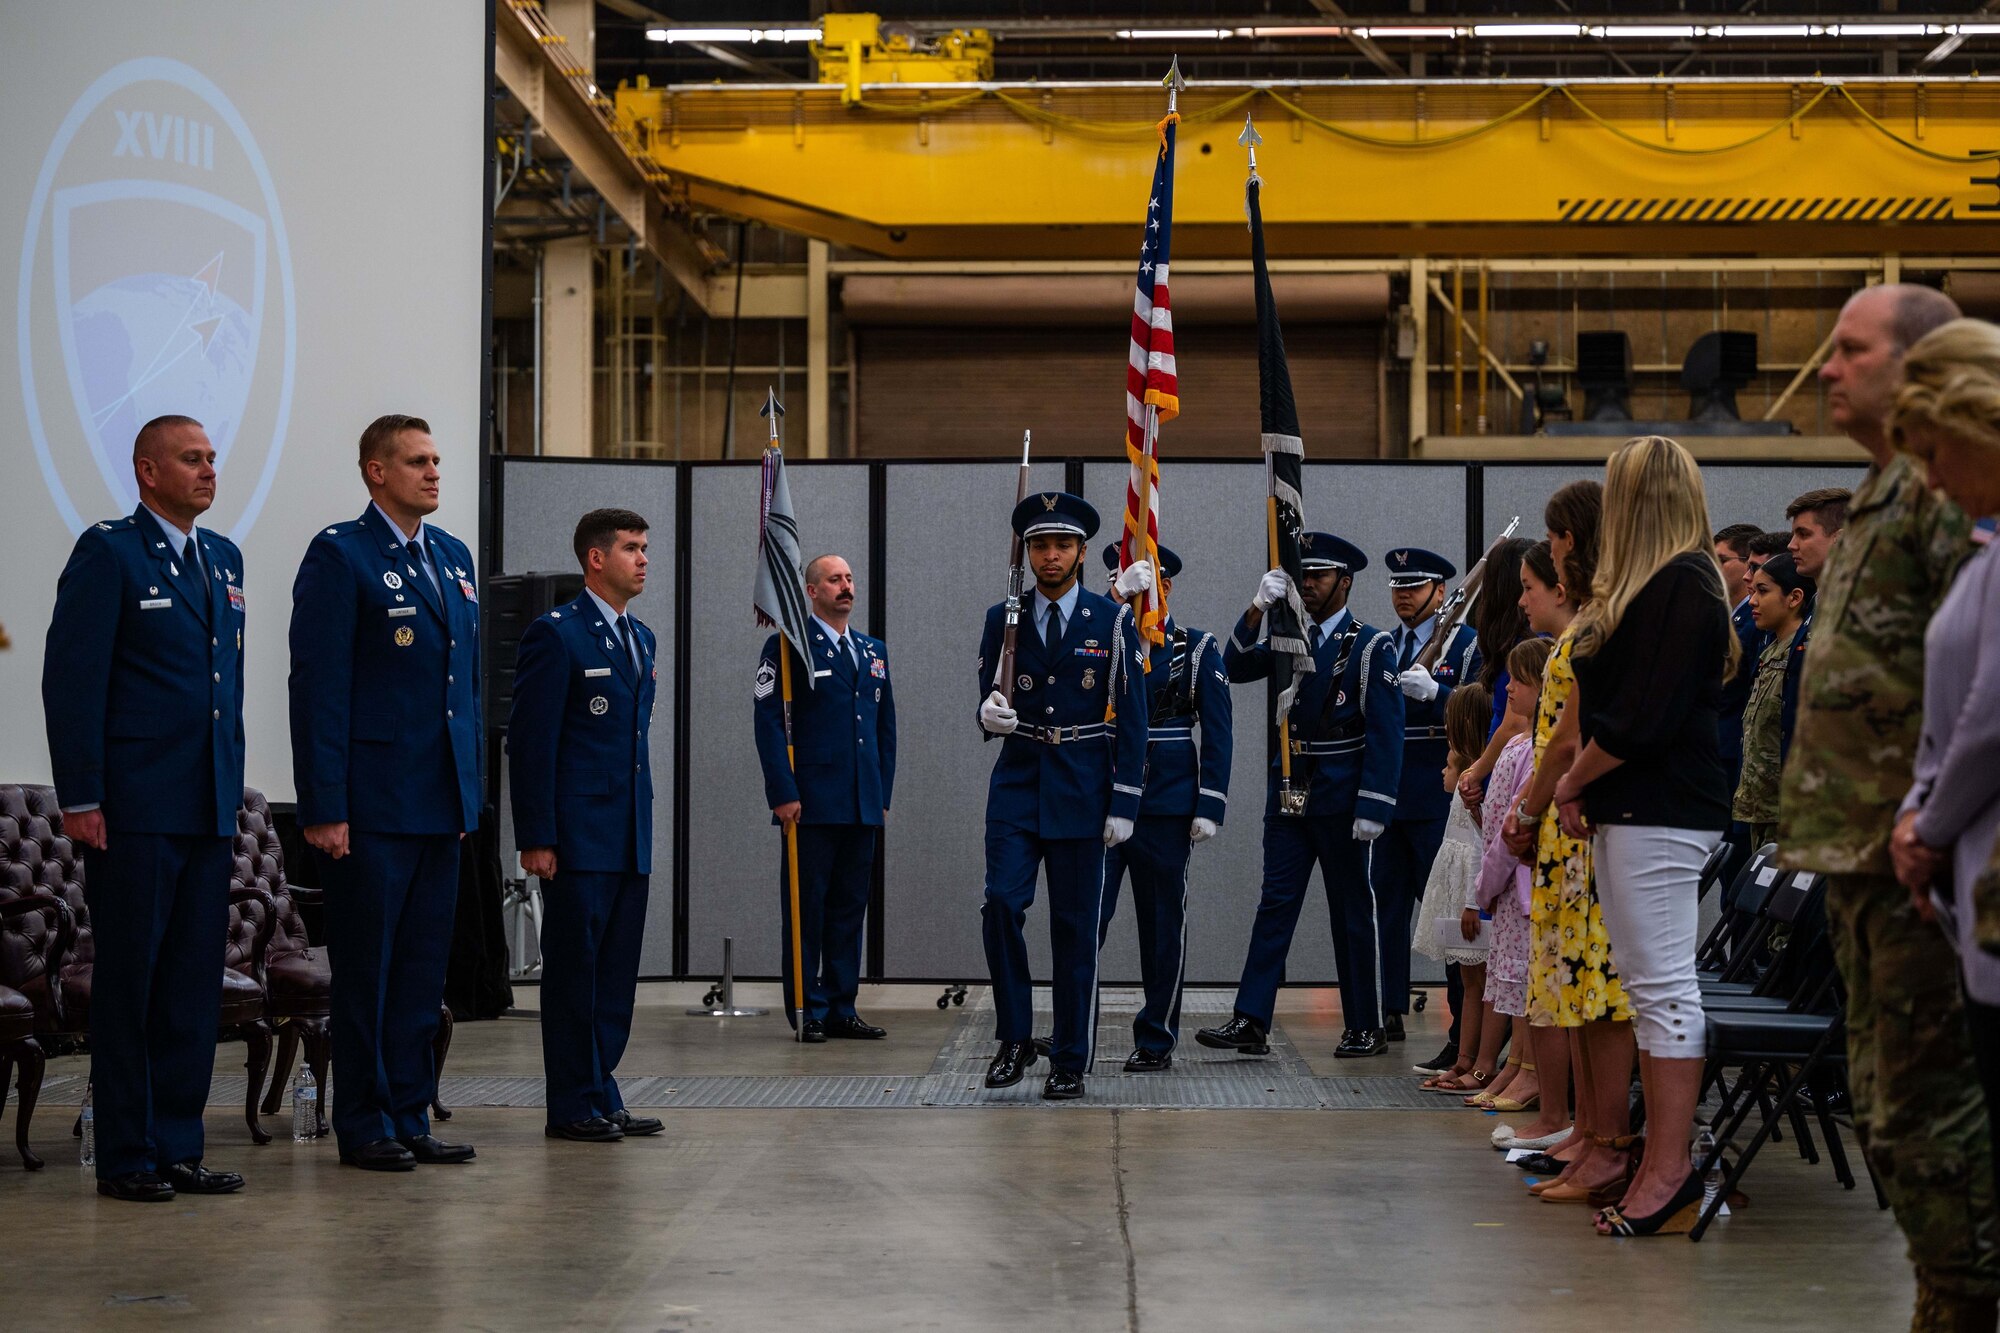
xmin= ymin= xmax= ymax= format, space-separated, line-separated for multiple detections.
xmin=584 ymin=667 xmax=611 ymax=678
xmin=139 ymin=597 xmax=172 ymax=610
xmin=388 ymin=606 xmax=418 ymax=618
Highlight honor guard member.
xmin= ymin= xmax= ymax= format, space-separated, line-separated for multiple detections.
xmin=1096 ymin=543 xmax=1232 ymax=1070
xmin=509 ymin=509 xmax=662 ymax=1143
xmin=975 ymin=493 xmax=1149 ymax=1099
xmin=1197 ymin=533 xmax=1405 ymax=1060
xmin=752 ymin=553 xmax=897 ymax=1042
xmin=290 ymin=414 xmax=481 ymax=1172
xmin=1372 ymin=546 xmax=1479 ymax=1042
xmin=43 ymin=415 xmax=247 ymax=1202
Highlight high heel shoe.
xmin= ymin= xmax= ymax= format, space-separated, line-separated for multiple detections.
xmin=1594 ymin=1168 xmax=1705 ymax=1238
xmin=1541 ymin=1134 xmax=1636 ymax=1205
xmin=1487 ymin=1090 xmax=1540 ymax=1114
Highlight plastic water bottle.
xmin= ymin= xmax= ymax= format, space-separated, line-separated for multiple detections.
xmin=1693 ymin=1126 xmax=1724 ymax=1214
xmin=292 ymin=1065 xmax=318 ymax=1142
xmin=78 ymin=1081 xmax=95 ymax=1168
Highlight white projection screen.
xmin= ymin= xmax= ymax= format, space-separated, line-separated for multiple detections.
xmin=0 ymin=0 xmax=489 ymax=800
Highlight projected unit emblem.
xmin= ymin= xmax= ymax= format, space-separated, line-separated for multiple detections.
xmin=18 ymin=58 xmax=295 ymax=541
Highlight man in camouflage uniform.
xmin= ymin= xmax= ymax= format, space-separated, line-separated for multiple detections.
xmin=1780 ymin=283 xmax=2000 ymax=1332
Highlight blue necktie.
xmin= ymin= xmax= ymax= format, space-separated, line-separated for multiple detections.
xmin=616 ymin=614 xmax=640 ymax=678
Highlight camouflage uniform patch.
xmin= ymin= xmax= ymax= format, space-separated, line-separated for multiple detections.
xmin=1732 ymin=635 xmax=1790 ymax=828
xmin=1780 ymin=453 xmax=1973 ymax=877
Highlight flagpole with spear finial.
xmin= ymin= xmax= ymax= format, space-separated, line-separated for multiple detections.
xmin=761 ymin=386 xmax=809 ymax=1040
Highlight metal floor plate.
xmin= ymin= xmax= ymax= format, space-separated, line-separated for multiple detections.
xmin=11 ymin=988 xmax=1464 ymax=1112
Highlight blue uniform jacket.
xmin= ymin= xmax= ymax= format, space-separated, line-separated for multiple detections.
xmin=1394 ymin=620 xmax=1480 ymax=823
xmin=507 ymin=594 xmax=657 ymax=873
xmin=43 ymin=507 xmax=246 ymax=837
xmin=1136 ymin=620 xmax=1232 ymax=826
xmin=976 ymin=588 xmax=1149 ymax=838
xmin=1718 ymin=597 xmax=1762 ymax=773
xmin=289 ymin=505 xmax=482 ymax=834
xmin=1224 ymin=607 xmax=1404 ymax=825
xmin=753 ymin=621 xmax=897 ymax=826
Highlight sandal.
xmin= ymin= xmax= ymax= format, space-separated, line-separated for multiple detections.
xmin=1583 ymin=1133 xmax=1640 ymax=1209
xmin=1427 ymin=1069 xmax=1489 ymax=1093
xmin=1487 ymin=1091 xmax=1540 ymax=1114
xmin=1595 ymin=1169 xmax=1704 ymax=1238
xmin=1467 ymin=1056 xmax=1524 ymax=1107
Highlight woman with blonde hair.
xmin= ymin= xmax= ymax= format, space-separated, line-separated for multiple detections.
xmin=1888 ymin=318 xmax=2000 ymax=1196
xmin=1552 ymin=436 xmax=1738 ymax=1237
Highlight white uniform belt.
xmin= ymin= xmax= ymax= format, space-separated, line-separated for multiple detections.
xmin=1293 ymin=738 xmax=1364 ymax=757
xmin=1018 ymin=722 xmax=1109 ymax=746
xmin=1147 ymin=727 xmax=1194 ymax=743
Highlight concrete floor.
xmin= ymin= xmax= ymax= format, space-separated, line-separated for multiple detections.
xmin=0 ymin=984 xmax=1911 ymax=1332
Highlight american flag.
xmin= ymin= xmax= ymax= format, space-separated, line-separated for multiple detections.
xmin=1119 ymin=110 xmax=1180 ymax=654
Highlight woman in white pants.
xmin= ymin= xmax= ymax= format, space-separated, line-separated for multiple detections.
xmin=1553 ymin=436 xmax=1739 ymax=1237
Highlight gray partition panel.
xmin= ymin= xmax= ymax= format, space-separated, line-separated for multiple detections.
xmin=685 ymin=464 xmax=873 ymax=978
xmin=1079 ymin=461 xmax=1465 ymax=986
xmin=882 ymin=462 xmax=1071 ymax=981
xmin=498 ymin=459 xmax=679 ymax=976
xmin=1480 ymin=460 xmax=1868 ymax=551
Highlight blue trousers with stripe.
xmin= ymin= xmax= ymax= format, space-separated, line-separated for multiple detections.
xmin=1099 ymin=816 xmax=1193 ymax=1056
xmin=779 ymin=824 xmax=875 ymax=1028
xmin=321 ymin=831 xmax=459 ymax=1151
xmin=1233 ymin=814 xmax=1381 ymax=1032
xmin=540 ymin=870 xmax=649 ymax=1125
xmin=982 ymin=828 xmax=1104 ymax=1075
xmin=82 ymin=833 xmax=231 ymax=1179
xmin=1369 ymin=815 xmax=1448 ymax=1017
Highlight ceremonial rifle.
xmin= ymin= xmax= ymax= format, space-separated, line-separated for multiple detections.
xmin=1415 ymin=517 xmax=1521 ymax=672
xmin=994 ymin=430 xmax=1032 ymax=708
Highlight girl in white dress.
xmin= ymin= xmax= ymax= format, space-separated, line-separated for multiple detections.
xmin=1415 ymin=683 xmax=1495 ymax=1091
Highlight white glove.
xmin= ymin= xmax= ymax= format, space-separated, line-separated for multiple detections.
xmin=1252 ymin=568 xmax=1291 ymax=611
xmin=1190 ymin=817 xmax=1219 ymax=844
xmin=1113 ymin=560 xmax=1155 ymax=599
xmin=979 ymin=690 xmax=1018 ymax=736
xmin=1398 ymin=664 xmax=1439 ymax=703
xmin=1103 ymin=816 xmax=1134 ymax=848
xmin=1352 ymin=818 xmax=1385 ymax=842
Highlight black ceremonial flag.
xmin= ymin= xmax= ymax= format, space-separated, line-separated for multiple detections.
xmin=1250 ymin=174 xmax=1313 ymax=723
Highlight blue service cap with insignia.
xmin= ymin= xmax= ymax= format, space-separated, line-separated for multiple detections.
xmin=1101 ymin=542 xmax=1181 ymax=579
xmin=1383 ymin=546 xmax=1456 ymax=588
xmin=1012 ymin=491 xmax=1099 ymax=541
xmin=1298 ymin=532 xmax=1367 ymax=575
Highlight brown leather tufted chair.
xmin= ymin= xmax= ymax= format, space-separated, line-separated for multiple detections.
xmin=0 ymin=785 xmax=277 ymax=1145
xmin=242 ymin=789 xmax=457 ymax=1133
xmin=0 ymin=891 xmax=64 ymax=1169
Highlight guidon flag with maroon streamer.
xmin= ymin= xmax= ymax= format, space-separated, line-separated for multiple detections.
xmin=1118 ymin=103 xmax=1181 ymax=655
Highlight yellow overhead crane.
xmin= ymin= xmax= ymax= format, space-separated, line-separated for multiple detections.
xmin=614 ymin=67 xmax=2000 ymax=259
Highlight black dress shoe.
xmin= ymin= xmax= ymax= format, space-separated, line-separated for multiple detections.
xmin=1195 ymin=1016 xmax=1271 ymax=1055
xmin=984 ymin=1040 xmax=1039 ymax=1089
xmin=1384 ymin=1013 xmax=1406 ymax=1042
xmin=1042 ymin=1069 xmax=1086 ymax=1100
xmin=339 ymin=1139 xmax=417 ymax=1172
xmin=398 ymin=1134 xmax=476 ymax=1164
xmin=824 ymin=1015 xmax=887 ymax=1040
xmin=1123 ymin=1048 xmax=1173 ymax=1073
xmin=799 ymin=1019 xmax=827 ymax=1044
xmin=1513 ymin=1152 xmax=1566 ymax=1174
xmin=1412 ymin=1043 xmax=1459 ymax=1074
xmin=610 ymin=1110 xmax=664 ymax=1137
xmin=1333 ymin=1028 xmax=1389 ymax=1059
xmin=546 ymin=1117 xmax=624 ymax=1142
xmin=162 ymin=1161 xmax=244 ymax=1194
xmin=1032 ymin=1035 xmax=1054 ymax=1060
xmin=97 ymin=1171 xmax=175 ymax=1202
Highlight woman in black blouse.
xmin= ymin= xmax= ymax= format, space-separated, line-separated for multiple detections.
xmin=1553 ymin=436 xmax=1738 ymax=1237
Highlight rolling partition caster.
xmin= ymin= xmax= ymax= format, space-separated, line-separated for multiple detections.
xmin=936 ymin=985 xmax=968 ymax=1011
xmin=685 ymin=938 xmax=768 ymax=1018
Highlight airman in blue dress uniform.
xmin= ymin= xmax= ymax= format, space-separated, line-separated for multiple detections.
xmin=1198 ymin=533 xmax=1405 ymax=1060
xmin=753 ymin=553 xmax=897 ymax=1043
xmin=1096 ymin=543 xmax=1232 ymax=1070
xmin=289 ymin=414 xmax=481 ymax=1172
xmin=1372 ymin=546 xmax=1480 ymax=1042
xmin=975 ymin=493 xmax=1149 ymax=1100
xmin=43 ymin=414 xmax=247 ymax=1202
xmin=509 ymin=508 xmax=662 ymax=1144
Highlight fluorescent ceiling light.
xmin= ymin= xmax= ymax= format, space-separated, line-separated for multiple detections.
xmin=1959 ymin=24 xmax=2000 ymax=35
xmin=656 ymin=27 xmax=820 ymax=44
xmin=1473 ymin=24 xmax=1584 ymax=38
xmin=1836 ymin=24 xmax=1933 ymax=37
xmin=1718 ymin=25 xmax=1810 ymax=38
xmin=1592 ymin=26 xmax=1697 ymax=40
xmin=1114 ymin=28 xmax=1234 ymax=40
xmin=1241 ymin=26 xmax=1347 ymax=38
xmin=1361 ymin=26 xmax=1459 ymax=39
